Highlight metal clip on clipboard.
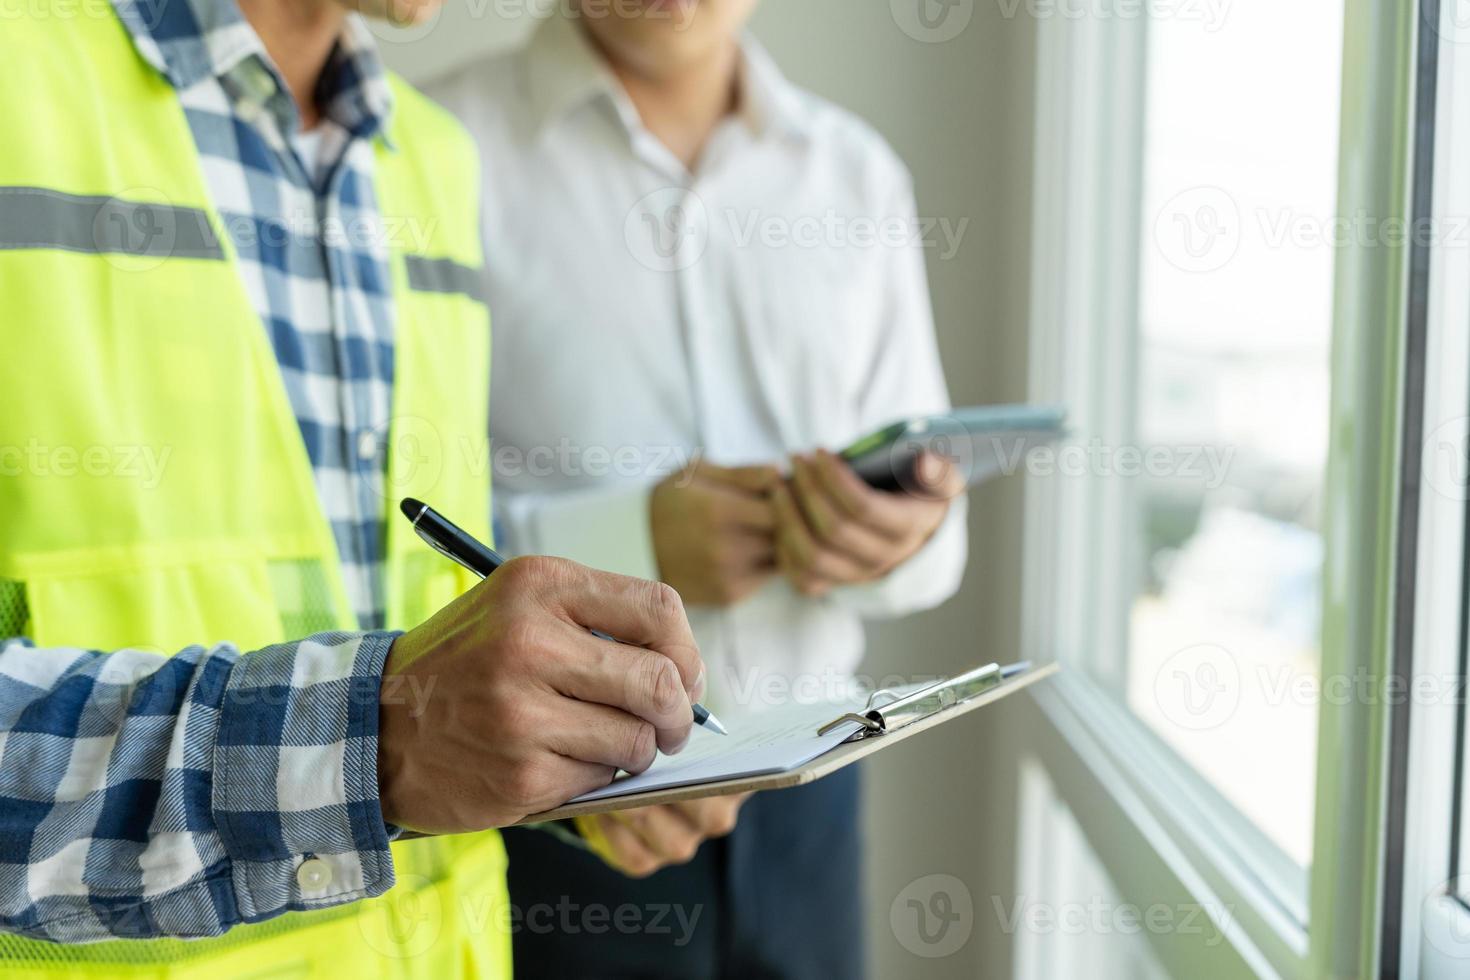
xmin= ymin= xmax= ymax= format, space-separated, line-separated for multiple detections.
xmin=817 ymin=661 xmax=1029 ymax=739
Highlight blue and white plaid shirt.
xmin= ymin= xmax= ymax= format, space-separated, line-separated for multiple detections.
xmin=0 ymin=0 xmax=409 ymax=942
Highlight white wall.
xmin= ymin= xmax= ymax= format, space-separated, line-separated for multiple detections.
xmin=380 ymin=4 xmax=1039 ymax=976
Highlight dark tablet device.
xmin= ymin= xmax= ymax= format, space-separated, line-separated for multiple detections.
xmin=840 ymin=405 xmax=1068 ymax=493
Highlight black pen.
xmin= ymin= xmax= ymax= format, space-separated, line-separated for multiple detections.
xmin=400 ymin=497 xmax=728 ymax=736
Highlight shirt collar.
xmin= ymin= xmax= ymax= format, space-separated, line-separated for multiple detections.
xmin=524 ymin=10 xmax=807 ymax=144
xmin=733 ymin=32 xmax=806 ymax=141
xmin=318 ymin=19 xmax=398 ymax=146
xmin=110 ymin=0 xmax=395 ymax=145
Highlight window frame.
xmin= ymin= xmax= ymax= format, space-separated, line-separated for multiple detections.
xmin=1395 ymin=0 xmax=1470 ymax=974
xmin=1020 ymin=0 xmax=1421 ymax=976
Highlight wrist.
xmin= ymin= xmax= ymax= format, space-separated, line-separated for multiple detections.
xmin=376 ymin=633 xmax=417 ymax=828
xmin=648 ymin=475 xmax=679 ymax=584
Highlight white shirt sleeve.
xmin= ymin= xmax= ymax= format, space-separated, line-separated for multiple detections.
xmin=829 ymin=173 xmax=969 ymax=619
xmin=495 ymin=481 xmax=662 ymax=582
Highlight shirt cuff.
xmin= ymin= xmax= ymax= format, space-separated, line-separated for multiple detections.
xmin=212 ymin=630 xmax=398 ymax=920
xmin=502 ymin=482 xmax=661 ymax=581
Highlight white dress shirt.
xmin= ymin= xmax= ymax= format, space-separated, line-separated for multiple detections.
xmin=426 ymin=13 xmax=967 ymax=718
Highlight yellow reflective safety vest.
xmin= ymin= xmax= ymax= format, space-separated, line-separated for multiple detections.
xmin=0 ymin=6 xmax=510 ymax=978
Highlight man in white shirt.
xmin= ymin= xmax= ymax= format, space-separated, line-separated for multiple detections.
xmin=429 ymin=3 xmax=966 ymax=976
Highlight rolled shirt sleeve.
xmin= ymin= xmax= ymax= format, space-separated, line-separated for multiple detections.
xmin=0 ymin=630 xmax=397 ymax=943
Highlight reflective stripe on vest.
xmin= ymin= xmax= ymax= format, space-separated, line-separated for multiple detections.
xmin=0 ymin=7 xmax=509 ymax=978
xmin=404 ymin=254 xmax=487 ymax=301
xmin=0 ymin=187 xmax=226 ymax=259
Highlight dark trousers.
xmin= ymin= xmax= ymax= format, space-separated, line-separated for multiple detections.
xmin=504 ymin=766 xmax=865 ymax=980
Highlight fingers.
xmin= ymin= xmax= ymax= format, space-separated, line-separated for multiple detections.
xmin=685 ymin=473 xmax=778 ymax=534
xmin=522 ymin=755 xmax=620 ymax=814
xmin=588 ymin=814 xmax=662 ymax=877
xmin=582 ymin=794 xmax=752 ymax=877
xmin=802 ymin=450 xmax=956 ymax=556
xmin=528 ymin=558 xmax=705 ymax=697
xmin=623 ymin=805 xmax=705 ymax=864
xmin=771 ymin=481 xmax=816 ymax=583
xmin=790 ymin=456 xmax=894 ymax=569
xmin=790 ymin=454 xmax=845 ymax=536
xmin=774 ymin=448 xmax=959 ymax=593
xmin=771 ymin=482 xmax=870 ymax=593
xmin=692 ymin=460 xmax=782 ymax=496
xmin=549 ymin=630 xmax=695 ymax=754
xmin=706 ymin=482 xmax=778 ymax=532
xmin=710 ymin=531 xmax=779 ymax=603
xmin=541 ymin=697 xmax=660 ymax=774
xmin=584 ymin=808 xmax=703 ymax=878
xmin=805 ymin=450 xmax=910 ymax=538
xmin=910 ymin=451 xmax=967 ymax=499
xmin=713 ymin=529 xmax=779 ymax=572
xmin=671 ymin=793 xmax=749 ymax=838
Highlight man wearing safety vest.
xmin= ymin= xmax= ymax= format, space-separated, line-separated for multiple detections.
xmin=0 ymin=0 xmax=728 ymax=975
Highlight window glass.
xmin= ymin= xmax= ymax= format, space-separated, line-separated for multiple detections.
xmin=1119 ymin=0 xmax=1344 ymax=866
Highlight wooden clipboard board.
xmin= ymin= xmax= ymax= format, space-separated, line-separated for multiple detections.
xmin=515 ymin=662 xmax=1058 ymax=824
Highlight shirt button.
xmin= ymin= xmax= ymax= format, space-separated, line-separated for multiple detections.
xmin=296 ymin=857 xmax=332 ymax=891
xmin=357 ymin=430 xmax=378 ymax=462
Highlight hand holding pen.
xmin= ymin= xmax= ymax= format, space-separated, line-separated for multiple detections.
xmin=400 ymin=498 xmax=727 ymax=735
xmin=376 ymin=500 xmax=723 ymax=835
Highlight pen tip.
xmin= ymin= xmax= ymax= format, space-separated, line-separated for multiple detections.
xmin=704 ymin=715 xmax=728 ymax=736
xmin=399 ymin=498 xmax=425 ymax=522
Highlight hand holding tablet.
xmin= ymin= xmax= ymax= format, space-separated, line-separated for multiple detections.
xmin=840 ymin=404 xmax=1068 ymax=493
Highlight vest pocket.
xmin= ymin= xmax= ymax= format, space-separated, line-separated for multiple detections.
xmin=25 ymin=558 xmax=285 ymax=654
xmin=265 ymin=558 xmax=346 ymax=638
xmin=0 ymin=580 xmax=29 ymax=639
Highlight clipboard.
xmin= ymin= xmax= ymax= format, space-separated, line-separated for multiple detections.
xmin=517 ymin=660 xmax=1058 ymax=824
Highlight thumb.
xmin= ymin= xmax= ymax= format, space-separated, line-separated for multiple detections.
xmin=914 ymin=451 xmax=967 ymax=499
